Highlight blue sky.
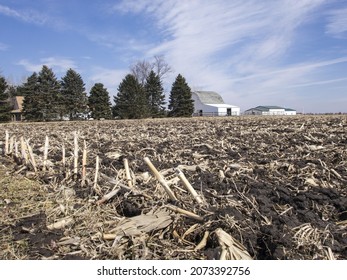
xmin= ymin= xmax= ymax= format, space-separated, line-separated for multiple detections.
xmin=1 ymin=0 xmax=347 ymax=113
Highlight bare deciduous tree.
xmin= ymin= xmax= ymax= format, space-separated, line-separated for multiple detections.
xmin=130 ymin=55 xmax=172 ymax=85
xmin=153 ymin=55 xmax=172 ymax=80
xmin=130 ymin=60 xmax=152 ymax=85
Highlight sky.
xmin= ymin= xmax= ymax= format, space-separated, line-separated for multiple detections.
xmin=1 ymin=0 xmax=347 ymax=113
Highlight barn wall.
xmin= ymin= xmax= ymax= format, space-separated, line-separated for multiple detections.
xmin=231 ymin=107 xmax=240 ymax=116
xmin=217 ymin=107 xmax=240 ymax=116
xmin=217 ymin=107 xmax=227 ymax=115
xmin=199 ymin=104 xmax=219 ymax=115
xmin=244 ymin=110 xmax=262 ymax=115
xmin=267 ymin=109 xmax=285 ymax=115
xmin=192 ymin=95 xmax=218 ymax=115
xmin=245 ymin=108 xmax=296 ymax=115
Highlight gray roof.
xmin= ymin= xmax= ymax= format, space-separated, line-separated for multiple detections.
xmin=192 ymin=91 xmax=225 ymax=104
xmin=247 ymin=105 xmax=296 ymax=112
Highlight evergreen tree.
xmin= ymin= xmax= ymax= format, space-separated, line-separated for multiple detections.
xmin=168 ymin=74 xmax=194 ymax=117
xmin=21 ymin=73 xmax=41 ymax=121
xmin=144 ymin=71 xmax=165 ymax=117
xmin=37 ymin=65 xmax=61 ymax=121
xmin=0 ymin=76 xmax=11 ymax=122
xmin=113 ymin=74 xmax=148 ymax=119
xmin=61 ymin=69 xmax=88 ymax=120
xmin=7 ymin=85 xmax=19 ymax=97
xmin=88 ymin=83 xmax=112 ymax=119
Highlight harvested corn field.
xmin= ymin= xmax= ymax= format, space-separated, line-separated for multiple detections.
xmin=0 ymin=115 xmax=346 ymax=260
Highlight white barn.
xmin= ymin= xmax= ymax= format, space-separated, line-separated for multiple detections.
xmin=191 ymin=91 xmax=240 ymax=116
xmin=244 ymin=106 xmax=296 ymax=115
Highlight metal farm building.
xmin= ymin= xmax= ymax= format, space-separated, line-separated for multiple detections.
xmin=191 ymin=91 xmax=240 ymax=116
xmin=244 ymin=106 xmax=296 ymax=116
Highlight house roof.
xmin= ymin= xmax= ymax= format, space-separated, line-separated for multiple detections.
xmin=10 ymin=96 xmax=24 ymax=113
xmin=192 ymin=91 xmax=225 ymax=104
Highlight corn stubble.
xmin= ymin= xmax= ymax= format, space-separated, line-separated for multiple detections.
xmin=0 ymin=115 xmax=346 ymax=260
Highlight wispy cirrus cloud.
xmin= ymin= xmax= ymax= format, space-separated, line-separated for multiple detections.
xmin=112 ymin=0 xmax=326 ymax=60
xmin=230 ymin=56 xmax=347 ymax=83
xmin=111 ymin=0 xmax=332 ymax=106
xmin=228 ymin=56 xmax=347 ymax=105
xmin=17 ymin=57 xmax=77 ymax=73
xmin=0 ymin=4 xmax=66 ymax=29
xmin=0 ymin=4 xmax=48 ymax=25
xmin=3 ymin=0 xmax=345 ymax=112
xmin=326 ymin=7 xmax=347 ymax=37
xmin=289 ymin=77 xmax=347 ymax=88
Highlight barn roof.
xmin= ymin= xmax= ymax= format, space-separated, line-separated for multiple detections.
xmin=192 ymin=91 xmax=225 ymax=104
xmin=205 ymin=103 xmax=239 ymax=108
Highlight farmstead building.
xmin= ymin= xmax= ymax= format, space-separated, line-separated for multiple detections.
xmin=10 ymin=96 xmax=24 ymax=121
xmin=191 ymin=91 xmax=240 ymax=116
xmin=244 ymin=106 xmax=296 ymax=116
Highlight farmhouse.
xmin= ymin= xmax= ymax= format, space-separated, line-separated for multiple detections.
xmin=244 ymin=105 xmax=296 ymax=116
xmin=191 ymin=91 xmax=240 ymax=116
xmin=10 ymin=96 xmax=24 ymax=121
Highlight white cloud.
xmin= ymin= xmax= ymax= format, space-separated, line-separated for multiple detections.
xmin=0 ymin=4 xmax=48 ymax=25
xmin=228 ymin=56 xmax=347 ymax=108
xmin=230 ymin=56 xmax=347 ymax=83
xmin=17 ymin=57 xmax=77 ymax=73
xmin=5 ymin=0 xmax=344 ymax=112
xmin=43 ymin=57 xmax=77 ymax=72
xmin=110 ymin=0 xmax=156 ymax=14
xmin=0 ymin=4 xmax=67 ymax=30
xmin=89 ymin=67 xmax=129 ymax=95
xmin=17 ymin=59 xmax=41 ymax=72
xmin=111 ymin=0 xmax=330 ymax=106
xmin=326 ymin=7 xmax=347 ymax=37
xmin=289 ymin=77 xmax=347 ymax=88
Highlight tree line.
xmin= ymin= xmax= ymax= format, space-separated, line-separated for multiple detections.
xmin=0 ymin=57 xmax=194 ymax=122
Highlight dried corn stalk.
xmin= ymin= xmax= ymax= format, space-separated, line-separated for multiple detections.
xmin=215 ymin=228 xmax=252 ymax=260
xmin=105 ymin=209 xmax=173 ymax=240
xmin=47 ymin=217 xmax=74 ymax=230
xmin=144 ymin=157 xmax=177 ymax=201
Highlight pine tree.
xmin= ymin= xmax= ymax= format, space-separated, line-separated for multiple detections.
xmin=88 ymin=83 xmax=112 ymax=119
xmin=168 ymin=74 xmax=194 ymax=117
xmin=37 ymin=65 xmax=61 ymax=121
xmin=113 ymin=74 xmax=148 ymax=119
xmin=145 ymin=71 xmax=165 ymax=117
xmin=7 ymin=85 xmax=19 ymax=97
xmin=61 ymin=69 xmax=88 ymax=120
xmin=0 ymin=76 xmax=11 ymax=122
xmin=21 ymin=73 xmax=41 ymax=121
